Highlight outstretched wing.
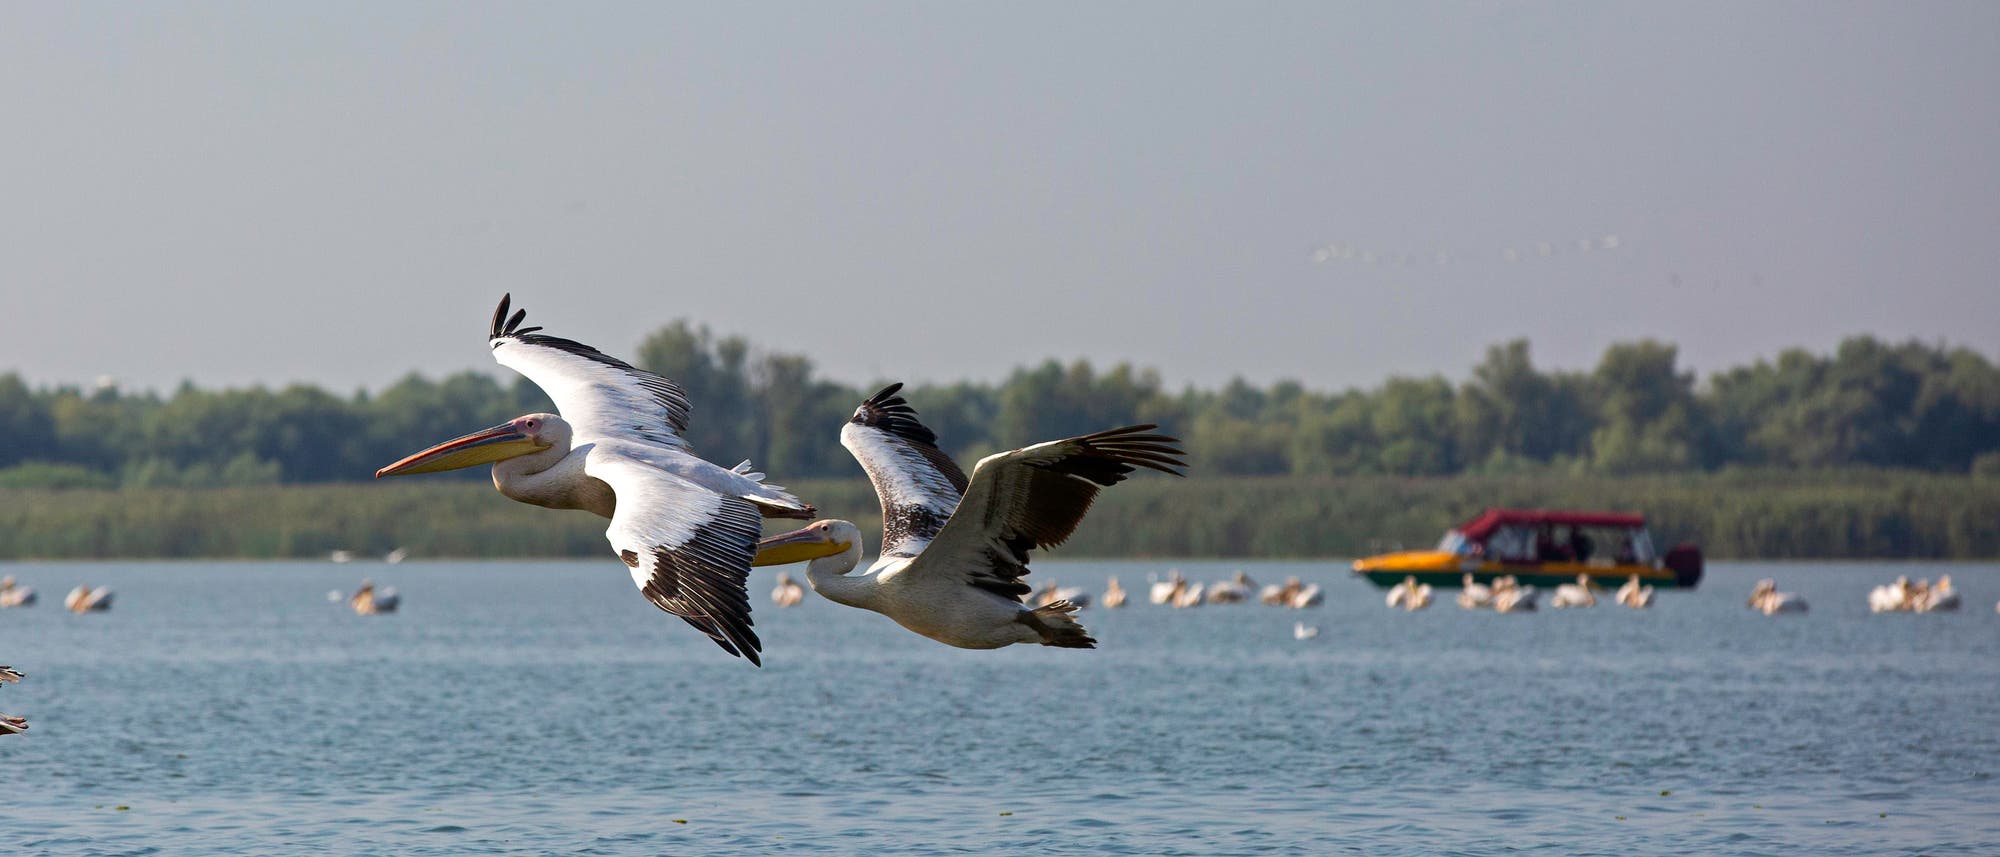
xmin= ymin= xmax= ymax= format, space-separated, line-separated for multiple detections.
xmin=911 ymin=425 xmax=1185 ymax=602
xmin=839 ymin=383 xmax=968 ymax=560
xmin=488 ymin=293 xmax=693 ymax=449
xmin=585 ymin=449 xmax=763 ymax=666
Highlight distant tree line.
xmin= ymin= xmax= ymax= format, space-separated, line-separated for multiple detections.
xmin=1 ymin=329 xmax=1997 ymax=488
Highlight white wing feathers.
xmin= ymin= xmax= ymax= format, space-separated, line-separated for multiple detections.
xmin=840 ymin=384 xmax=968 ymax=560
xmin=586 ymin=449 xmax=764 ymax=666
xmin=487 ymin=295 xmax=812 ymax=519
xmin=489 ymin=293 xmax=693 ymax=449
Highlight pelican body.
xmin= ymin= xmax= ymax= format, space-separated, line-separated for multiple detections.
xmin=753 ymin=384 xmax=1185 ymax=650
xmin=0 ymin=576 xmax=35 ymax=608
xmin=375 ymin=295 xmax=813 ymax=666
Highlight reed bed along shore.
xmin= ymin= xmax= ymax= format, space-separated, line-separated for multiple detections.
xmin=3 ymin=470 xmax=1996 ymax=561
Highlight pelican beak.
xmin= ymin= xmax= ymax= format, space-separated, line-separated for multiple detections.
xmin=375 ymin=423 xmax=544 ymax=478
xmin=752 ymin=526 xmax=850 ymax=567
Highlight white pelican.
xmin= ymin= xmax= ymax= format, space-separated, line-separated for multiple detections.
xmin=770 ymin=573 xmax=805 ymax=608
xmin=0 ymin=666 xmax=22 ymax=735
xmin=1102 ymin=576 xmax=1128 ymax=608
xmin=1491 ymin=576 xmax=1538 ymax=613
xmin=330 ymin=550 xmax=355 ymax=564
xmin=1259 ymin=578 xmax=1295 ymax=606
xmin=1869 ymin=576 xmax=1912 ymax=613
xmin=376 ymin=295 xmax=815 ymax=666
xmin=1173 ymin=582 xmax=1207 ymax=609
xmin=1748 ymin=579 xmax=1807 ymax=615
xmin=1615 ymin=574 xmax=1654 ymax=609
xmin=1386 ymin=576 xmax=1433 ymax=611
xmin=1916 ymin=575 xmax=1960 ymax=612
xmin=1288 ymin=583 xmax=1324 ymax=609
xmin=1150 ymin=571 xmax=1186 ymax=605
xmin=349 ymin=579 xmax=400 ymax=615
xmin=1292 ymin=622 xmax=1319 ymax=640
xmin=751 ymin=384 xmax=1184 ymax=649
xmin=1551 ymin=574 xmax=1598 ymax=609
xmin=1031 ymin=581 xmax=1093 ymax=610
xmin=1206 ymin=571 xmax=1257 ymax=604
xmin=1457 ymin=573 xmax=1493 ymax=610
xmin=385 ymin=547 xmax=409 ymax=565
xmin=64 ymin=585 xmax=112 ymax=613
xmin=0 ymin=576 xmax=35 ymax=608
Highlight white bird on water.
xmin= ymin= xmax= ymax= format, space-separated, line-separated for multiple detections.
xmin=1551 ymin=574 xmax=1598 ymax=609
xmin=1748 ymin=579 xmax=1808 ymax=615
xmin=1457 ymin=573 xmax=1493 ymax=610
xmin=349 ymin=579 xmax=400 ymax=615
xmin=751 ymin=384 xmax=1185 ymax=650
xmin=1615 ymin=574 xmax=1654 ymax=609
xmin=770 ymin=573 xmax=805 ymax=608
xmin=0 ymin=576 xmax=35 ymax=608
xmin=64 ymin=586 xmax=113 ymax=613
xmin=375 ymin=295 xmax=814 ymax=666
xmin=1102 ymin=576 xmax=1128 ymax=608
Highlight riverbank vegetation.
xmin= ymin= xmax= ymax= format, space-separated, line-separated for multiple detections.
xmin=3 ymin=470 xmax=1994 ymax=561
xmin=2 ymin=330 xmax=1997 ymax=490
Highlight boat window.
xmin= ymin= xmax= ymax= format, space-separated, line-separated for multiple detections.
xmin=1437 ymin=531 xmax=1468 ymax=554
xmin=1632 ymin=529 xmax=1657 ymax=564
xmin=1487 ymin=526 xmax=1532 ymax=562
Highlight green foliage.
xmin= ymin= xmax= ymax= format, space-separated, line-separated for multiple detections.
xmin=1 ymin=471 xmax=1994 ymax=559
xmin=0 ymin=331 xmax=1997 ymax=488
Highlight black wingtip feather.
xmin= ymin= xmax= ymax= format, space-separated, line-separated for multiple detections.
xmin=853 ymin=382 xmax=940 ymax=447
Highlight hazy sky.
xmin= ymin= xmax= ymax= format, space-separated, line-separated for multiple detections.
xmin=4 ymin=2 xmax=1996 ymax=394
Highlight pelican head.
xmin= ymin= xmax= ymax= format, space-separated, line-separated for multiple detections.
xmin=376 ymin=413 xmax=564 ymax=478
xmin=752 ymin=519 xmax=862 ymax=567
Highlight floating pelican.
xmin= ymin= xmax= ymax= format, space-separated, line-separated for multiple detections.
xmin=1259 ymin=577 xmax=1296 ymax=606
xmin=771 ymin=573 xmax=805 ymax=608
xmin=1748 ymin=579 xmax=1807 ymax=615
xmin=1288 ymin=583 xmax=1323 ymax=609
xmin=1615 ymin=574 xmax=1654 ymax=609
xmin=1386 ymin=575 xmax=1432 ymax=610
xmin=1457 ymin=573 xmax=1493 ymax=610
xmin=0 ymin=666 xmax=23 ymax=735
xmin=1031 ymin=580 xmax=1093 ymax=610
xmin=330 ymin=550 xmax=356 ymax=564
xmin=1149 ymin=571 xmax=1186 ymax=605
xmin=1293 ymin=622 xmax=1319 ymax=640
xmin=1916 ymin=575 xmax=1960 ymax=613
xmin=1869 ymin=576 xmax=1913 ymax=613
xmin=1172 ymin=582 xmax=1207 ymax=609
xmin=1491 ymin=576 xmax=1538 ymax=613
xmin=384 ymin=547 xmax=409 ymax=565
xmin=64 ymin=586 xmax=113 ymax=613
xmin=1102 ymin=576 xmax=1128 ymax=608
xmin=376 ymin=295 xmax=814 ymax=666
xmin=0 ymin=576 xmax=35 ymax=608
xmin=1550 ymin=574 xmax=1598 ymax=609
xmin=349 ymin=579 xmax=400 ymax=615
xmin=751 ymin=385 xmax=1184 ymax=649
xmin=1206 ymin=571 xmax=1257 ymax=604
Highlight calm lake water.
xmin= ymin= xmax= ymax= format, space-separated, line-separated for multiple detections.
xmin=1 ymin=559 xmax=1996 ymax=855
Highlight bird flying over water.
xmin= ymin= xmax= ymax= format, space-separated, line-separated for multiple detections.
xmin=752 ymin=384 xmax=1185 ymax=650
xmin=375 ymin=295 xmax=813 ymax=666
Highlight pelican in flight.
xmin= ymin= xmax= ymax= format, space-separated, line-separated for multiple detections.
xmin=375 ymin=295 xmax=813 ymax=666
xmin=751 ymin=384 xmax=1185 ymax=649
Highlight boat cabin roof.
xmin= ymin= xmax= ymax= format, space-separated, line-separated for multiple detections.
xmin=1456 ymin=508 xmax=1645 ymax=540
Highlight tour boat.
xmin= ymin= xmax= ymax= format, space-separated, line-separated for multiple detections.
xmin=1352 ymin=508 xmax=1702 ymax=590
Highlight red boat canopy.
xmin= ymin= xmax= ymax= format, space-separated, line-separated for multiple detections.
xmin=1456 ymin=508 xmax=1646 ymax=540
